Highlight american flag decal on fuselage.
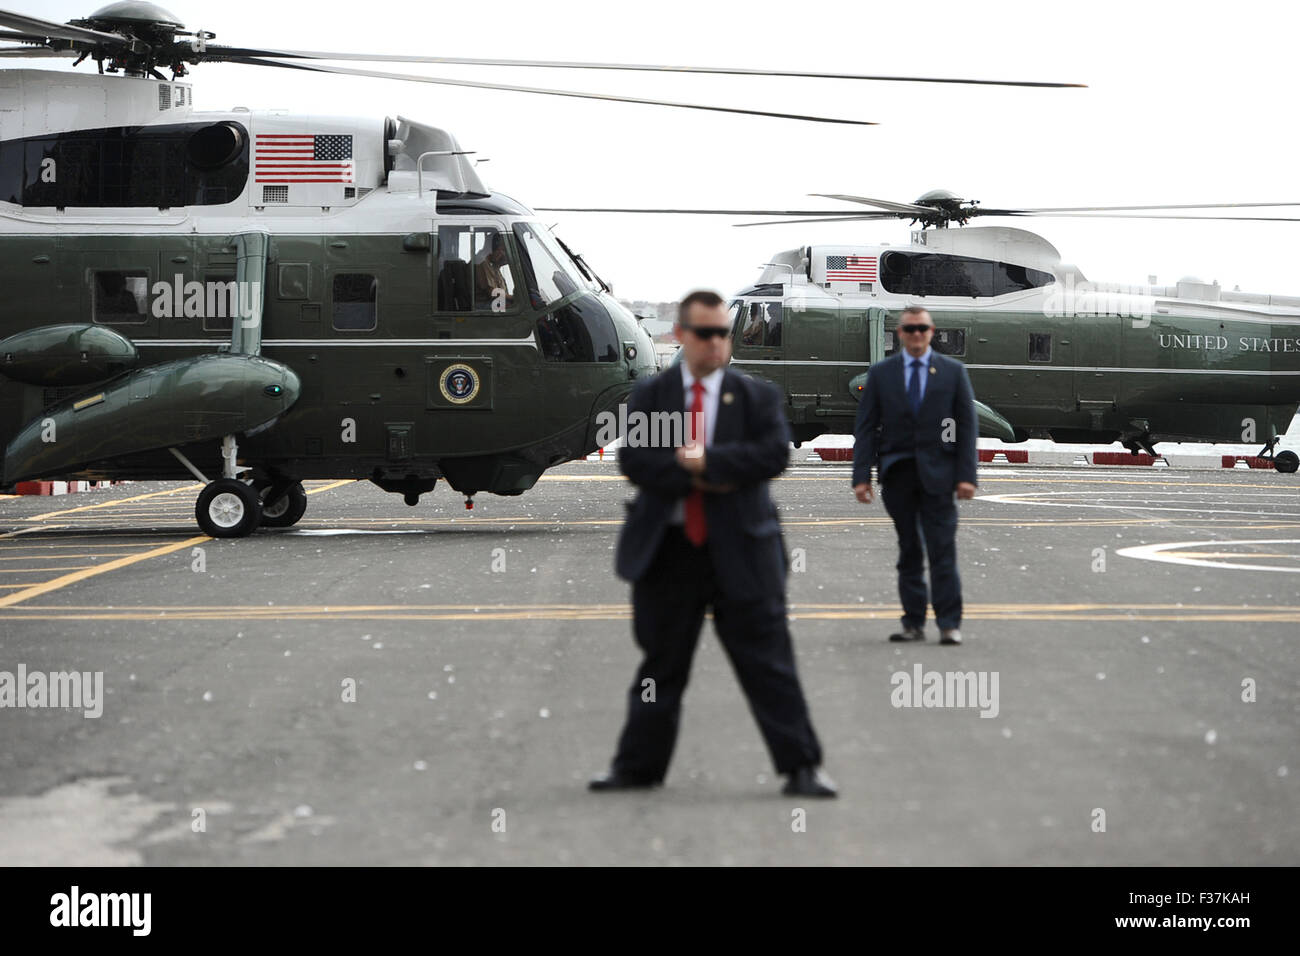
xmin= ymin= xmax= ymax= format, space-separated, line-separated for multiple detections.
xmin=826 ymin=254 xmax=878 ymax=282
xmin=254 ymin=133 xmax=354 ymax=183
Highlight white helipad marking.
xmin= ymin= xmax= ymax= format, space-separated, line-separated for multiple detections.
xmin=979 ymin=491 xmax=1300 ymax=518
xmin=1116 ymin=539 xmax=1300 ymax=573
xmin=289 ymin=529 xmax=428 ymax=536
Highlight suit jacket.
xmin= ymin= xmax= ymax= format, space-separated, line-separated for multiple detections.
xmin=616 ymin=366 xmax=790 ymax=602
xmin=851 ymin=350 xmax=979 ymax=495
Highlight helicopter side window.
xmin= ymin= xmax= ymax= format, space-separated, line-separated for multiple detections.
xmin=728 ymin=300 xmax=745 ymax=338
xmin=332 ymin=274 xmax=378 ymax=331
xmin=92 ymin=271 xmax=149 ymax=325
xmin=436 ymin=225 xmax=515 ymax=313
xmin=932 ymin=328 xmax=966 ymax=356
xmin=739 ymin=302 xmax=782 ymax=347
xmin=1028 ymin=332 xmax=1053 ymax=363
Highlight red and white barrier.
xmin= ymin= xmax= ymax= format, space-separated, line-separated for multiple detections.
xmin=11 ymin=480 xmax=119 ymax=496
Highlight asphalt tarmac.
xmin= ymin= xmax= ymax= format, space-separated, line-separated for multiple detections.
xmin=1 ymin=459 xmax=1297 ymax=865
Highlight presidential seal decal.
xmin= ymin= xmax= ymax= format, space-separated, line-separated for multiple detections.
xmin=439 ymin=363 xmax=481 ymax=405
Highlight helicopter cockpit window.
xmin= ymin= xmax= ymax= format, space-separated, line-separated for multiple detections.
xmin=92 ymin=271 xmax=149 ymax=324
xmin=536 ymin=294 xmax=620 ymax=363
xmin=512 ymin=222 xmax=583 ymax=308
xmin=332 ymin=274 xmax=378 ymax=331
xmin=436 ymin=225 xmax=515 ymax=313
xmin=739 ymin=301 xmax=782 ymax=347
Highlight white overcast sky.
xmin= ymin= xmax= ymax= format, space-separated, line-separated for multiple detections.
xmin=30 ymin=0 xmax=1300 ymax=301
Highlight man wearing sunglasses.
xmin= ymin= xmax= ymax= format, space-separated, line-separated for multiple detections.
xmin=591 ymin=289 xmax=834 ymax=798
xmin=852 ymin=306 xmax=978 ymax=645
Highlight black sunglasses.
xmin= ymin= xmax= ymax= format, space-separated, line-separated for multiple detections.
xmin=900 ymin=324 xmax=934 ymax=334
xmin=681 ymin=324 xmax=730 ymax=340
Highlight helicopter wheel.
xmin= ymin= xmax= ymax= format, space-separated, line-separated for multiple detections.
xmin=1275 ymin=450 xmax=1299 ymax=474
xmin=196 ymin=478 xmax=262 ymax=538
xmin=259 ymin=481 xmax=308 ymax=527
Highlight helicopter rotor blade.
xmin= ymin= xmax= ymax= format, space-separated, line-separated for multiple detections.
xmin=0 ymin=8 xmax=124 ymax=46
xmin=810 ymin=193 xmax=935 ymax=214
xmin=1001 ymin=212 xmax=1300 ymax=222
xmin=734 ymin=214 xmax=903 ymax=227
xmin=221 ymin=56 xmax=879 ymax=126
xmin=1006 ymin=201 xmax=1300 ymax=213
xmin=203 ymin=45 xmax=1085 ymax=88
xmin=535 ymin=207 xmax=874 ymax=216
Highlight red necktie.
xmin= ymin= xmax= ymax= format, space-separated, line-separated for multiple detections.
xmin=684 ymin=380 xmax=708 ymax=546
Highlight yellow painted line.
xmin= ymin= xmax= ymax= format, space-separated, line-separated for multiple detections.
xmin=0 ymin=541 xmax=173 ymax=549
xmin=23 ymin=484 xmax=202 ymax=521
xmin=0 ymin=535 xmax=209 ymax=609
xmin=0 ymin=553 xmax=142 ymax=560
xmin=305 ymin=480 xmax=355 ymax=495
xmin=3 ymin=610 xmax=1298 ymax=623
xmin=543 ymin=472 xmax=1296 ymax=490
xmin=0 ymin=566 xmax=97 ymax=573
xmin=7 ymin=602 xmax=1300 ymax=625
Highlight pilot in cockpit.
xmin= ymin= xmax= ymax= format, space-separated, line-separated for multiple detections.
xmin=473 ymin=233 xmax=515 ymax=310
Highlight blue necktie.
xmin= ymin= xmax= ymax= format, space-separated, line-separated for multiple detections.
xmin=908 ymin=358 xmax=923 ymax=414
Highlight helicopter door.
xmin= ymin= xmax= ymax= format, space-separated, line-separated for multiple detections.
xmin=1072 ymin=312 xmax=1121 ymax=421
xmin=729 ymin=299 xmax=785 ymax=394
xmin=834 ymin=309 xmax=873 ymax=416
xmin=783 ymin=297 xmax=838 ymax=427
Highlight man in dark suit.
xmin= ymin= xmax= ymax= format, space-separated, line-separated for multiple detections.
xmin=591 ymin=290 xmax=835 ymax=797
xmin=852 ymin=306 xmax=978 ymax=645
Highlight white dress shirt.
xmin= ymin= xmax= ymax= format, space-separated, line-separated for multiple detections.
xmin=670 ymin=363 xmax=724 ymax=524
xmin=903 ymin=346 xmax=933 ymax=405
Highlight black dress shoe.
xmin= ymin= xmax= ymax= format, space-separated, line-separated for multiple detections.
xmin=889 ymin=626 xmax=925 ymax=642
xmin=588 ymin=770 xmax=659 ymax=792
xmin=782 ymin=766 xmax=838 ymax=798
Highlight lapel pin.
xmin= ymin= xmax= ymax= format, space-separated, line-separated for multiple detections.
xmin=929 ymin=366 xmax=936 ymax=374
xmin=722 ymin=392 xmax=735 ymax=405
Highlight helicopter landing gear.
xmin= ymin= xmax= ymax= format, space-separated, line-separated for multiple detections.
xmin=1254 ymin=436 xmax=1299 ymax=474
xmin=258 ymin=480 xmax=308 ymax=527
xmin=196 ymin=478 xmax=262 ymax=538
xmin=1121 ymin=432 xmax=1159 ymax=457
xmin=170 ymin=435 xmax=265 ymax=538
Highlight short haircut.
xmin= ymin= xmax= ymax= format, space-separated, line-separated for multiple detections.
xmin=900 ymin=305 xmax=931 ymax=321
xmin=677 ymin=289 xmax=725 ymax=326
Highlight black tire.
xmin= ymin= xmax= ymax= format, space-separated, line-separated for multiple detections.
xmin=260 ymin=481 xmax=308 ymax=527
xmin=1275 ymin=450 xmax=1299 ymax=474
xmin=196 ymin=478 xmax=262 ymax=538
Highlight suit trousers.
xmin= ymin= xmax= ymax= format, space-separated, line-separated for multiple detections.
xmin=611 ymin=526 xmax=823 ymax=781
xmin=880 ymin=457 xmax=963 ymax=631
